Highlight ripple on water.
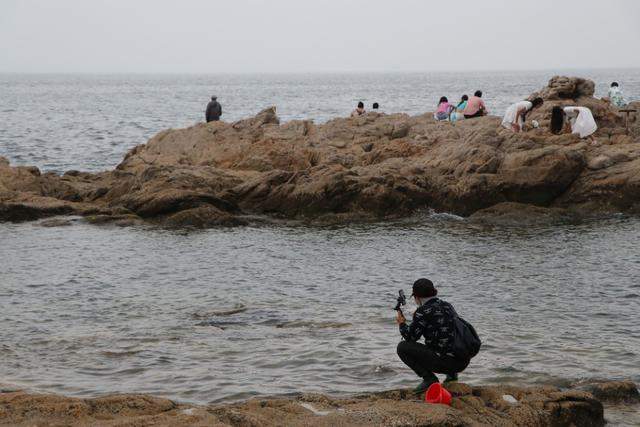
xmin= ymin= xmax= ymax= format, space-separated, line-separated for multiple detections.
xmin=0 ymin=213 xmax=639 ymax=404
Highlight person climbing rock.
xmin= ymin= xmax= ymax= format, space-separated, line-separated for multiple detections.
xmin=205 ymin=96 xmax=222 ymax=122
xmin=396 ymin=278 xmax=471 ymax=393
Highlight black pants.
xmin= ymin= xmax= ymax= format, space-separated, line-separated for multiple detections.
xmin=464 ymin=110 xmax=484 ymax=119
xmin=397 ymin=341 xmax=469 ymax=380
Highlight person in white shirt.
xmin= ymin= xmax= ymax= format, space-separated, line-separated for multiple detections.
xmin=501 ymin=97 xmax=543 ymax=132
xmin=550 ymin=106 xmax=597 ymax=139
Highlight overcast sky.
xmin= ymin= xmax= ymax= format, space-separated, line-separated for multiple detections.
xmin=1 ymin=0 xmax=639 ymax=73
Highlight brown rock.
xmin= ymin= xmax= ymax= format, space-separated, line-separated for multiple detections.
xmin=469 ymin=202 xmax=578 ymax=226
xmin=0 ymin=382 xmax=610 ymax=426
xmin=587 ymin=155 xmax=613 ymax=170
xmin=536 ymin=75 xmax=595 ymax=100
xmin=0 ymin=76 xmax=639 ymax=228
xmin=163 ymin=205 xmax=248 ymax=228
xmin=580 ymin=381 xmax=640 ymax=404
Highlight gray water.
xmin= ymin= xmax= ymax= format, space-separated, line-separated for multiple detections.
xmin=1 ymin=215 xmax=639 ymax=406
xmin=1 ymin=70 xmax=639 ymax=172
xmin=1 ymin=73 xmax=640 ymax=423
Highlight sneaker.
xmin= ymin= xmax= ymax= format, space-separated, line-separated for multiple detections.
xmin=413 ymin=377 xmax=438 ymax=394
xmin=444 ymin=373 xmax=458 ymax=383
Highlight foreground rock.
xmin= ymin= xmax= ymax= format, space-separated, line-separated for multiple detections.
xmin=1 ymin=76 xmax=639 ymax=227
xmin=1 ymin=381 xmax=626 ymax=426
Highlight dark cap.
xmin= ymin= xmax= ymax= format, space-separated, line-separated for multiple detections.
xmin=411 ymin=278 xmax=437 ymax=298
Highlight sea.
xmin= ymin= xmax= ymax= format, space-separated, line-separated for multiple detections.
xmin=1 ymin=71 xmax=639 ymax=424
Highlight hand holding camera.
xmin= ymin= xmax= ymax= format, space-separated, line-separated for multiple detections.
xmin=394 ymin=290 xmax=406 ymax=324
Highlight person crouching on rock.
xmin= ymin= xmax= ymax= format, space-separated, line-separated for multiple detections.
xmin=351 ymin=101 xmax=366 ymax=117
xmin=434 ymin=96 xmax=453 ymax=121
xmin=550 ymin=106 xmax=598 ymax=141
xmin=502 ymin=97 xmax=544 ymax=132
xmin=396 ymin=278 xmax=470 ymax=393
xmin=205 ymin=96 xmax=222 ymax=122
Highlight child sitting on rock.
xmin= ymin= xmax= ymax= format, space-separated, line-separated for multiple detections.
xmin=449 ymin=95 xmax=468 ymax=122
xmin=608 ymin=82 xmax=627 ymax=108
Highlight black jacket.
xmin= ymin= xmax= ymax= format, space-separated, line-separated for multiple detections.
xmin=399 ymin=297 xmax=456 ymax=355
xmin=206 ymin=100 xmax=222 ymax=122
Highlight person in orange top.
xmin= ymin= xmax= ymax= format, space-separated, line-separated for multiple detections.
xmin=463 ymin=90 xmax=488 ymax=119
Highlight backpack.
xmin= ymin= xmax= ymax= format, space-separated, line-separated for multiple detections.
xmin=451 ymin=314 xmax=481 ymax=360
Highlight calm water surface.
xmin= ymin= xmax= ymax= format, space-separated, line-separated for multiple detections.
xmin=1 ymin=215 xmax=639 ymax=406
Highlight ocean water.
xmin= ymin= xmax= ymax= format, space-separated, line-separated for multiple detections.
xmin=1 ymin=72 xmax=640 ymax=424
xmin=1 ymin=70 xmax=639 ymax=172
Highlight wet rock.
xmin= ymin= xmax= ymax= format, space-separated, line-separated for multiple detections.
xmin=83 ymin=214 xmax=142 ymax=227
xmin=579 ymin=381 xmax=640 ymax=404
xmin=39 ymin=218 xmax=75 ymax=227
xmin=0 ymin=382 xmax=608 ymax=426
xmin=0 ymin=198 xmax=76 ymax=222
xmin=163 ymin=205 xmax=247 ymax=228
xmin=469 ymin=202 xmax=579 ymax=226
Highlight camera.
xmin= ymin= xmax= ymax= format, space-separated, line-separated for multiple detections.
xmin=394 ymin=290 xmax=406 ymax=313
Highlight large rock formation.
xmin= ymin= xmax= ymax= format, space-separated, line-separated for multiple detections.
xmin=1 ymin=381 xmax=628 ymax=426
xmin=1 ymin=77 xmax=639 ymax=227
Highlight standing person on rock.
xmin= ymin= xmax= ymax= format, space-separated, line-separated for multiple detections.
xmin=502 ymin=97 xmax=544 ymax=132
xmin=463 ymin=90 xmax=488 ymax=119
xmin=205 ymin=96 xmax=222 ymax=122
xmin=396 ymin=278 xmax=475 ymax=394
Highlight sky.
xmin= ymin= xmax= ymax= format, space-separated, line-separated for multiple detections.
xmin=1 ymin=0 xmax=639 ymax=73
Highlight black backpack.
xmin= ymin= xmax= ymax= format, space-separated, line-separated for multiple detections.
xmin=451 ymin=312 xmax=481 ymax=360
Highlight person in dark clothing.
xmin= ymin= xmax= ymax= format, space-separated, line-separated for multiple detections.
xmin=205 ymin=96 xmax=222 ymax=122
xmin=396 ymin=278 xmax=470 ymax=393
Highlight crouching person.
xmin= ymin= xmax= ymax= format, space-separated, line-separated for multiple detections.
xmin=396 ymin=278 xmax=478 ymax=393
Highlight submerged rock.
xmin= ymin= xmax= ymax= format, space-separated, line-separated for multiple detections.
xmin=1 ymin=77 xmax=639 ymax=228
xmin=468 ymin=202 xmax=580 ymax=226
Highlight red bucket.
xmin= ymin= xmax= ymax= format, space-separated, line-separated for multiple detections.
xmin=425 ymin=383 xmax=452 ymax=405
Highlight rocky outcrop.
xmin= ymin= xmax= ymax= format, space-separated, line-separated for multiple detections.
xmin=1 ymin=76 xmax=639 ymax=227
xmin=1 ymin=381 xmax=623 ymax=426
xmin=576 ymin=380 xmax=640 ymax=404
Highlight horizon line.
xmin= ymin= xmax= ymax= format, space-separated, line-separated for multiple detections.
xmin=1 ymin=66 xmax=640 ymax=76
